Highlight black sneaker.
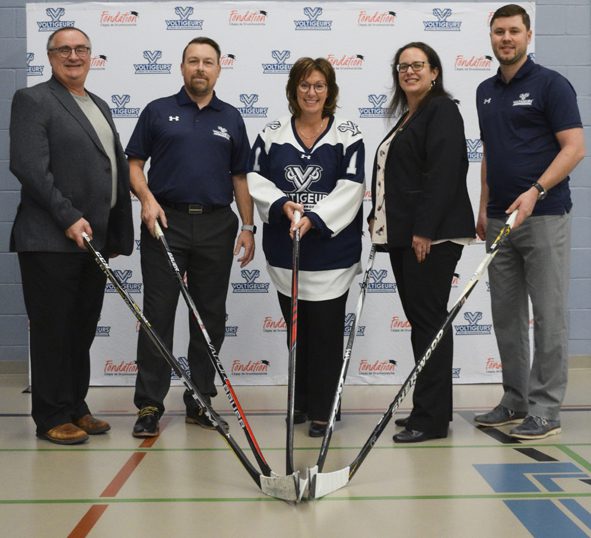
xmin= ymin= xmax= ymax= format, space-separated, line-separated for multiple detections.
xmin=133 ymin=406 xmax=160 ymax=438
xmin=186 ymin=405 xmax=229 ymax=432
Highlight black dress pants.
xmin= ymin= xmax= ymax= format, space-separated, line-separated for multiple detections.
xmin=19 ymin=251 xmax=106 ymax=434
xmin=389 ymin=241 xmax=463 ymax=436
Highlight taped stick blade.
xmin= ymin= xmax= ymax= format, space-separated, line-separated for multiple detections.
xmin=260 ymin=471 xmax=308 ymax=502
xmin=307 ymin=465 xmax=350 ymax=499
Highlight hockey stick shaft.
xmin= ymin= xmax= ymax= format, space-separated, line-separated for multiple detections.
xmin=286 ymin=210 xmax=301 ymax=476
xmin=347 ymin=211 xmax=518 ymax=481
xmin=154 ymin=222 xmax=272 ymax=477
xmin=316 ymin=245 xmax=377 ymax=472
xmin=82 ymin=234 xmax=262 ymax=487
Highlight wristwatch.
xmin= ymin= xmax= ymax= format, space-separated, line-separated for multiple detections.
xmin=531 ymin=182 xmax=547 ymax=200
xmin=241 ymin=224 xmax=257 ymax=234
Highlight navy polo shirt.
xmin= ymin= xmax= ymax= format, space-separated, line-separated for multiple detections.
xmin=126 ymin=88 xmax=250 ymax=205
xmin=476 ymin=58 xmax=582 ymax=218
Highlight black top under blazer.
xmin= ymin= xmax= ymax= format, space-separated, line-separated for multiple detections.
xmin=370 ymin=96 xmax=475 ymax=248
xmin=9 ymin=76 xmax=134 ymax=255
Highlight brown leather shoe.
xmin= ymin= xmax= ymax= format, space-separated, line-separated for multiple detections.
xmin=74 ymin=414 xmax=111 ymax=435
xmin=38 ymin=423 xmax=89 ymax=445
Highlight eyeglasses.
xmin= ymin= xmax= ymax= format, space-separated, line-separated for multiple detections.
xmin=396 ymin=61 xmax=429 ymax=73
xmin=298 ymin=82 xmax=328 ymax=93
xmin=48 ymin=46 xmax=91 ymax=58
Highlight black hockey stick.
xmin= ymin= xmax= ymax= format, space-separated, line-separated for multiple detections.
xmin=309 ymin=211 xmax=518 ymax=498
xmin=308 ymin=244 xmax=376 ymax=497
xmin=83 ymin=233 xmax=302 ymax=501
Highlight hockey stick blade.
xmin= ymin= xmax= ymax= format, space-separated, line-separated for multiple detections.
xmin=308 ymin=465 xmax=350 ymax=499
xmin=261 ymin=471 xmax=309 ymax=503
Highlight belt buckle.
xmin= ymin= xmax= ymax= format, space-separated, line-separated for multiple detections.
xmin=188 ymin=204 xmax=203 ymax=215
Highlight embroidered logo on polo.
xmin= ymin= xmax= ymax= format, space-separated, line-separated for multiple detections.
xmin=513 ymin=93 xmax=534 ymax=106
xmin=36 ymin=7 xmax=75 ymax=31
xmin=294 ymin=7 xmax=333 ymax=30
xmin=236 ymin=94 xmax=268 ymax=118
xmin=213 ymin=126 xmax=231 ymax=140
xmin=134 ymin=51 xmax=172 ymax=74
xmin=110 ymin=94 xmax=140 ymax=118
xmin=169 ymin=115 xmax=180 ymax=122
xmin=359 ymin=94 xmax=388 ymax=118
xmin=262 ymin=50 xmax=294 ymax=74
xmin=26 ymin=53 xmax=44 ymax=77
xmin=423 ymin=8 xmax=462 ymax=31
xmin=483 ymin=98 xmax=492 ymax=104
xmin=454 ymin=311 xmax=492 ymax=335
xmin=165 ymin=6 xmax=204 ymax=30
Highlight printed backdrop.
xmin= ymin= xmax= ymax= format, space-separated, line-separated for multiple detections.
xmin=25 ymin=1 xmax=535 ymax=386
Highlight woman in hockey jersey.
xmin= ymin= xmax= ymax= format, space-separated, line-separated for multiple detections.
xmin=369 ymin=42 xmax=475 ymax=443
xmin=247 ymin=57 xmax=365 ymax=438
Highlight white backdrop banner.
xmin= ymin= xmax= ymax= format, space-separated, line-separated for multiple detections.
xmin=25 ymin=1 xmax=535 ymax=386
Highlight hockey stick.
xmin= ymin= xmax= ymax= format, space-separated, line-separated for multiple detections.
xmin=308 ymin=244 xmax=376 ymax=498
xmin=153 ymin=222 xmax=306 ymax=500
xmin=308 ymin=210 xmax=518 ymax=499
xmin=286 ymin=210 xmax=301 ymax=477
xmin=83 ymin=233 xmax=302 ymax=502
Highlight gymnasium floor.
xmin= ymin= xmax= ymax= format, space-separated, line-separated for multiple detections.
xmin=1 ymin=370 xmax=591 ymax=538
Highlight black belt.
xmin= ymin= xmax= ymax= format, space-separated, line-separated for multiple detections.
xmin=157 ymin=199 xmax=229 ymax=215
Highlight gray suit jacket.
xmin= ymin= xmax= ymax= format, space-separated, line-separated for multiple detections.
xmin=10 ymin=76 xmax=134 ymax=255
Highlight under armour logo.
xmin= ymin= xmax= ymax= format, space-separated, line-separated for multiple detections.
xmin=300 ymin=154 xmax=311 ymax=160
xmin=143 ymin=50 xmax=163 ymax=64
xmin=169 ymin=116 xmax=179 ymax=122
xmin=46 ymin=7 xmax=65 ymax=21
xmin=285 ymin=165 xmax=323 ymax=192
xmin=241 ymin=269 xmax=261 ymax=283
xmin=303 ymin=7 xmax=323 ymax=21
xmin=175 ymin=6 xmax=194 ymax=20
xmin=483 ymin=98 xmax=492 ymax=104
xmin=368 ymin=94 xmax=387 ymax=107
xmin=337 ymin=120 xmax=361 ymax=136
xmin=111 ymin=94 xmax=131 ymax=108
xmin=239 ymin=94 xmax=259 ymax=108
xmin=369 ymin=269 xmax=388 ymax=284
xmin=271 ymin=50 xmax=290 ymax=64
xmin=113 ymin=269 xmax=133 ymax=283
xmin=432 ymin=8 xmax=452 ymax=21
xmin=464 ymin=311 xmax=483 ymax=325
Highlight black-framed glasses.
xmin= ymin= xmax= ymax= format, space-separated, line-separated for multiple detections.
xmin=298 ymin=82 xmax=328 ymax=93
xmin=48 ymin=46 xmax=91 ymax=58
xmin=396 ymin=61 xmax=429 ymax=73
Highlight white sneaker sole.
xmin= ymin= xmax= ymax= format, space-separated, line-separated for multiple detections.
xmin=509 ymin=426 xmax=561 ymax=440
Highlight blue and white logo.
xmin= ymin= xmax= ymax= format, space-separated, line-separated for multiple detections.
xmin=231 ymin=270 xmax=270 ymax=293
xmin=285 ymin=165 xmax=323 ymax=193
xmin=262 ymin=50 xmax=294 ymax=74
xmin=466 ymin=139 xmax=483 ymax=162
xmin=26 ymin=53 xmax=44 ymax=77
xmin=294 ymin=7 xmax=333 ymax=30
xmin=134 ymin=51 xmax=172 ymax=74
xmin=95 ymin=325 xmax=111 ymax=337
xmin=236 ymin=94 xmax=268 ymax=118
xmin=110 ymin=94 xmax=140 ymax=118
xmin=452 ymin=367 xmax=461 ymax=379
xmin=367 ymin=269 xmax=397 ymax=293
xmin=170 ymin=356 xmax=190 ymax=380
xmin=36 ymin=7 xmax=75 ymax=32
xmin=105 ymin=269 xmax=143 ymax=294
xmin=423 ymin=8 xmax=462 ymax=31
xmin=337 ymin=120 xmax=361 ymax=136
xmin=359 ymin=94 xmax=388 ymax=118
xmin=344 ymin=313 xmax=366 ymax=336
xmin=454 ymin=311 xmax=492 ymax=335
xmin=165 ymin=6 xmax=204 ymax=30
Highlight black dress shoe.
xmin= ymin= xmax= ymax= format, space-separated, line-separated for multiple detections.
xmin=294 ymin=410 xmax=307 ymax=424
xmin=392 ymin=429 xmax=445 ymax=443
xmin=394 ymin=416 xmax=410 ymax=427
xmin=309 ymin=421 xmax=328 ymax=438
xmin=133 ymin=406 xmax=160 ymax=438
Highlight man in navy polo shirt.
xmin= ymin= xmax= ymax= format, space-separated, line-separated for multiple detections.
xmin=126 ymin=37 xmax=255 ymax=437
xmin=474 ymin=5 xmax=585 ymax=439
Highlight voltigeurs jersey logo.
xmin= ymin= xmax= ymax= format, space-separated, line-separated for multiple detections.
xmin=110 ymin=94 xmax=140 ymax=118
xmin=466 ymin=139 xmax=483 ymax=162
xmin=231 ymin=359 xmax=270 ymax=375
xmin=367 ymin=269 xmax=397 ymax=293
xmin=294 ymin=6 xmax=333 ymax=30
xmin=231 ymin=269 xmax=270 ymax=293
xmin=100 ymin=9 xmax=139 ymax=26
xmin=262 ymin=50 xmax=294 ymax=74
xmin=105 ymin=269 xmax=143 ymax=294
xmin=513 ymin=92 xmax=534 ymax=106
xmin=344 ymin=313 xmax=366 ymax=336
xmin=134 ymin=51 xmax=172 ymax=74
xmin=165 ymin=6 xmax=203 ymax=30
xmin=228 ymin=9 xmax=267 ymax=25
xmin=357 ymin=10 xmax=396 ymax=26
xmin=454 ymin=311 xmax=492 ymax=335
xmin=390 ymin=315 xmax=411 ymax=332
xmin=455 ymin=55 xmax=493 ymax=71
xmin=26 ymin=53 xmax=44 ymax=77
xmin=358 ymin=359 xmax=397 ymax=375
xmin=423 ymin=8 xmax=462 ymax=31
xmin=104 ymin=359 xmax=137 ymax=375
xmin=263 ymin=316 xmax=287 ymax=332
xmin=327 ymin=54 xmax=364 ymax=70
xmin=36 ymin=7 xmax=75 ymax=32
xmin=236 ymin=94 xmax=268 ymax=118
xmin=285 ymin=165 xmax=327 ymax=209
xmin=359 ymin=94 xmax=388 ymax=118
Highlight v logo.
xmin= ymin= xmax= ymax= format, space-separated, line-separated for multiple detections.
xmin=111 ymin=94 xmax=131 ymax=108
xmin=303 ymin=7 xmax=322 ymax=21
xmin=239 ymin=94 xmax=259 ymax=108
xmin=143 ymin=50 xmax=162 ymax=64
xmin=241 ymin=269 xmax=260 ymax=283
xmin=433 ymin=8 xmax=452 ymax=21
xmin=368 ymin=94 xmax=387 ymax=107
xmin=46 ymin=7 xmax=65 ymax=21
xmin=175 ymin=6 xmax=194 ymax=20
xmin=271 ymin=50 xmax=290 ymax=64
xmin=284 ymin=165 xmax=323 ymax=192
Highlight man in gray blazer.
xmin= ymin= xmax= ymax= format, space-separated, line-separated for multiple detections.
xmin=9 ymin=27 xmax=134 ymax=444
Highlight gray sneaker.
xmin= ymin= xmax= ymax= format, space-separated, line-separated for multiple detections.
xmin=474 ymin=405 xmax=526 ymax=427
xmin=510 ymin=416 xmax=561 ymax=440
